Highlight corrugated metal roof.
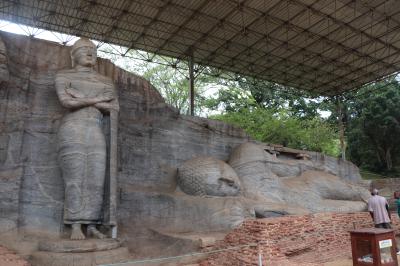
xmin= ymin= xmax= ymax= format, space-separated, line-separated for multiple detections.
xmin=1 ymin=0 xmax=400 ymax=95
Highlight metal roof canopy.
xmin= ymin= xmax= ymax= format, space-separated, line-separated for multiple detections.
xmin=1 ymin=0 xmax=400 ymax=95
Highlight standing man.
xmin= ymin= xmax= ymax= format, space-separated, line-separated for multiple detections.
xmin=368 ymin=188 xmax=391 ymax=229
xmin=395 ymin=191 xmax=400 ymax=218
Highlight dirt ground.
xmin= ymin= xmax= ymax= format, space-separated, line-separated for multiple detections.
xmin=323 ymin=258 xmax=353 ymax=266
xmin=0 ymin=246 xmax=29 ymax=266
xmin=323 ymin=255 xmax=400 ymax=266
xmin=0 ymin=243 xmax=399 ymax=266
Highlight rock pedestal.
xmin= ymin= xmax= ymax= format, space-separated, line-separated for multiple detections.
xmin=30 ymin=239 xmax=130 ymax=266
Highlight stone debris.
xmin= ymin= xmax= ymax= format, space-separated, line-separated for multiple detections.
xmin=200 ymin=212 xmax=400 ymax=266
xmin=0 ymin=246 xmax=30 ymax=266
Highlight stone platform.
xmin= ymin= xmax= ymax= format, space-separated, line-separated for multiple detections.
xmin=31 ymin=239 xmax=130 ymax=266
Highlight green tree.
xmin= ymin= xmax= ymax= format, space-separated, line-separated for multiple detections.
xmin=238 ymin=77 xmax=321 ymax=119
xmin=211 ymin=107 xmax=339 ymax=156
xmin=203 ymin=85 xmax=257 ymax=113
xmin=142 ymin=64 xmax=190 ymax=113
xmin=206 ymin=75 xmax=323 ymax=120
xmin=99 ymin=47 xmax=213 ymax=115
xmin=346 ymin=78 xmax=400 ymax=173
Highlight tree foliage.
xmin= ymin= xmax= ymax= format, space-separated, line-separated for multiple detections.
xmin=205 ymin=76 xmax=322 ymax=119
xmin=204 ymin=76 xmax=338 ymax=156
xmin=98 ymin=48 xmax=212 ymax=115
xmin=211 ymin=107 xmax=339 ymax=156
xmin=142 ymin=64 xmax=191 ymax=113
xmin=345 ymin=78 xmax=400 ymax=173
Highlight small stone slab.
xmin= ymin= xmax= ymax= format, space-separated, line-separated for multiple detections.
xmin=296 ymin=153 xmax=311 ymax=160
xmin=38 ymin=238 xmax=121 ymax=253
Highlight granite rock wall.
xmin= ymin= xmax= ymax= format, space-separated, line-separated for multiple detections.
xmin=0 ymin=31 xmax=369 ymax=258
xmin=0 ymin=31 xmax=250 ymax=240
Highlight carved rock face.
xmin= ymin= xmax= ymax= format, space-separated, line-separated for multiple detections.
xmin=229 ymin=142 xmax=370 ymax=213
xmin=177 ymin=156 xmax=241 ymax=197
xmin=73 ymin=46 xmax=97 ymax=67
xmin=0 ymin=37 xmax=9 ymax=84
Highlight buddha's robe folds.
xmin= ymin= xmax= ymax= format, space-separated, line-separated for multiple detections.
xmin=56 ymin=69 xmax=115 ymax=224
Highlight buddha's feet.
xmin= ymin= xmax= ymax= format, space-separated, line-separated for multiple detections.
xmin=87 ymin=225 xmax=106 ymax=239
xmin=71 ymin=224 xmax=85 ymax=240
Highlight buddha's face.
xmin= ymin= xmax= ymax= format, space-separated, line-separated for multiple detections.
xmin=73 ymin=46 xmax=97 ymax=67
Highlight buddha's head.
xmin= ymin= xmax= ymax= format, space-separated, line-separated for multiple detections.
xmin=177 ymin=156 xmax=241 ymax=197
xmin=71 ymin=38 xmax=97 ymax=67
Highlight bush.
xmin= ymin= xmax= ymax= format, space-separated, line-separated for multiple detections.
xmin=211 ymin=107 xmax=339 ymax=156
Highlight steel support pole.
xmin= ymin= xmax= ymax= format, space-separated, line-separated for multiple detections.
xmin=337 ymin=97 xmax=346 ymax=160
xmin=188 ymin=54 xmax=194 ymax=116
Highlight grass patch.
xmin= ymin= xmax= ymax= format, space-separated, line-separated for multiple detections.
xmin=360 ymin=171 xmax=386 ymax=180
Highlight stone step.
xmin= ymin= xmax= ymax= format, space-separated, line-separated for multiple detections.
xmin=38 ymin=238 xmax=122 ymax=253
xmin=30 ymin=239 xmax=130 ymax=266
xmin=31 ymin=246 xmax=130 ymax=266
xmin=158 ymin=231 xmax=227 ymax=248
xmin=123 ymin=230 xmax=227 ymax=266
xmin=116 ymin=254 xmax=207 ymax=266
